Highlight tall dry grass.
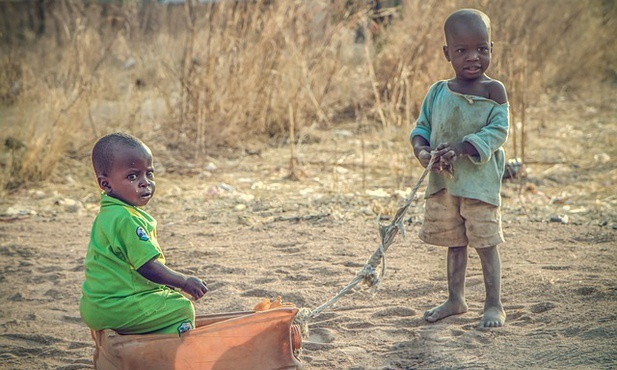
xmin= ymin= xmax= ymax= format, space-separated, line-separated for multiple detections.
xmin=0 ymin=0 xmax=614 ymax=191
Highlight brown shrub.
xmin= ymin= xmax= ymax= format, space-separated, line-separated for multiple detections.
xmin=0 ymin=0 xmax=613 ymax=189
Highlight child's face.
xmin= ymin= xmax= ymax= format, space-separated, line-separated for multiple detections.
xmin=99 ymin=144 xmax=156 ymax=207
xmin=443 ymin=20 xmax=492 ymax=82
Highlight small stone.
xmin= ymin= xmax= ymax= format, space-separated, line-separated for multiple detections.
xmin=124 ymin=57 xmax=136 ymax=69
xmin=4 ymin=207 xmax=36 ymax=217
xmin=56 ymin=198 xmax=84 ymax=213
xmin=236 ymin=193 xmax=255 ymax=203
xmin=206 ymin=186 xmax=219 ymax=196
xmin=549 ymin=215 xmax=568 ymax=224
xmin=333 ymin=129 xmax=353 ymax=138
xmin=593 ymin=153 xmax=610 ymax=164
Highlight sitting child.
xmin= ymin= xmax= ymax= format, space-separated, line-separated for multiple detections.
xmin=80 ymin=132 xmax=209 ymax=335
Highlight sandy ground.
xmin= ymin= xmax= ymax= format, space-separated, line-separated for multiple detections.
xmin=0 ymin=92 xmax=616 ymax=369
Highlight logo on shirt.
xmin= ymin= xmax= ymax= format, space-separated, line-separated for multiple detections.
xmin=177 ymin=321 xmax=193 ymax=336
xmin=136 ymin=226 xmax=149 ymax=241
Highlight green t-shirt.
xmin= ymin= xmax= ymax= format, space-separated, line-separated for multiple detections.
xmin=80 ymin=193 xmax=169 ymax=330
xmin=410 ymin=80 xmax=509 ymax=206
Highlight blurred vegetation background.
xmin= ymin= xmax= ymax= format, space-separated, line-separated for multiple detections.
xmin=0 ymin=0 xmax=615 ymax=191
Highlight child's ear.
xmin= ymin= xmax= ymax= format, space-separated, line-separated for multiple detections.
xmin=442 ymin=45 xmax=451 ymax=62
xmin=98 ymin=176 xmax=112 ymax=193
xmin=490 ymin=41 xmax=494 ymax=53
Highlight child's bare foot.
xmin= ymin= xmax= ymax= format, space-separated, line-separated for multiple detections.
xmin=424 ymin=299 xmax=468 ymax=323
xmin=479 ymin=305 xmax=506 ymax=328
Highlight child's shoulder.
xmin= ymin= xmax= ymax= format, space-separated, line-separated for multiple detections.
xmin=442 ymin=78 xmax=508 ymax=104
xmin=483 ymin=78 xmax=508 ymax=104
xmin=424 ymin=80 xmax=450 ymax=98
xmin=98 ymin=201 xmax=149 ymax=226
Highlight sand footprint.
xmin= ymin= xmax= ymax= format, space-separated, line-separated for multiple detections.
xmin=530 ymin=302 xmax=556 ymax=313
xmin=372 ymin=306 xmax=417 ymax=318
xmin=302 ymin=327 xmax=338 ymax=352
xmin=271 ymin=242 xmax=303 ymax=254
xmin=417 ymin=325 xmax=454 ymax=344
xmin=308 ymin=327 xmax=336 ymax=344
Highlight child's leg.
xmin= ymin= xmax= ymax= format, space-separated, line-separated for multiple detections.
xmin=116 ymin=290 xmax=195 ymax=335
xmin=475 ymin=245 xmax=506 ymax=328
xmin=424 ymin=246 xmax=469 ymax=322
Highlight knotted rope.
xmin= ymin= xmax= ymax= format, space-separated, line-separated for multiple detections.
xmin=294 ymin=154 xmax=437 ymax=336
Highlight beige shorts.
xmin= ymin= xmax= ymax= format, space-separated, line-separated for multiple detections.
xmin=419 ymin=189 xmax=504 ymax=248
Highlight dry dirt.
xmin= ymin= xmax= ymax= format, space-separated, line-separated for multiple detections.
xmin=0 ymin=89 xmax=616 ymax=369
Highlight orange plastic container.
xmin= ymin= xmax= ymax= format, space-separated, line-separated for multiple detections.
xmin=90 ymin=307 xmax=303 ymax=370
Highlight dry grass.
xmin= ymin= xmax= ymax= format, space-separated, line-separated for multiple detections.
xmin=0 ymin=0 xmax=614 ymax=191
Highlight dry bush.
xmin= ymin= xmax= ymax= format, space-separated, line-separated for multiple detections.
xmin=373 ymin=0 xmax=615 ymax=123
xmin=171 ymin=1 xmax=371 ymax=152
xmin=0 ymin=0 xmax=614 ymax=191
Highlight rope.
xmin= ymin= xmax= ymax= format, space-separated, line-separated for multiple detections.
xmin=294 ymin=154 xmax=437 ymax=334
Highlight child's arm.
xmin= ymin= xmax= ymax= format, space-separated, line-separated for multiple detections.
xmin=411 ymin=82 xmax=444 ymax=169
xmin=137 ymin=259 xmax=208 ymax=300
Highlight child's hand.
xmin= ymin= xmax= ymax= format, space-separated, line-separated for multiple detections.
xmin=414 ymin=145 xmax=434 ymax=169
xmin=434 ymin=142 xmax=467 ymax=166
xmin=182 ymin=277 xmax=209 ymax=301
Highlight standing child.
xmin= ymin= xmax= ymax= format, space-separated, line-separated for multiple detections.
xmin=80 ymin=132 xmax=209 ymax=335
xmin=410 ymin=9 xmax=508 ymax=328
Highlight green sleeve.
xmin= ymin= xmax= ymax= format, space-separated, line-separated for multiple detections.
xmin=113 ymin=213 xmax=161 ymax=270
xmin=410 ymin=82 xmax=442 ymax=144
xmin=463 ymin=103 xmax=509 ymax=164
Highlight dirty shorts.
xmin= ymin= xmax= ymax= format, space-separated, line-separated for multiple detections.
xmin=419 ymin=189 xmax=504 ymax=248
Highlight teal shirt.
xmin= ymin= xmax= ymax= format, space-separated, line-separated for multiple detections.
xmin=80 ymin=193 xmax=170 ymax=330
xmin=410 ymin=81 xmax=509 ymax=206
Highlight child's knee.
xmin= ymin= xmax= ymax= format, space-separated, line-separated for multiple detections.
xmin=168 ymin=294 xmax=195 ymax=322
xmin=179 ymin=299 xmax=195 ymax=321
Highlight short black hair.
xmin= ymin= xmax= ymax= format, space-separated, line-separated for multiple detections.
xmin=444 ymin=9 xmax=491 ymax=40
xmin=92 ymin=132 xmax=145 ymax=176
